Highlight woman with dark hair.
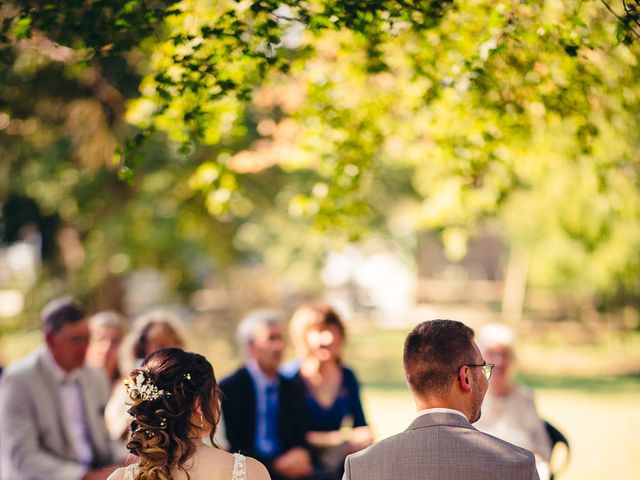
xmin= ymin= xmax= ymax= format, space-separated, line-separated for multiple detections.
xmin=283 ymin=303 xmax=372 ymax=480
xmin=107 ymin=348 xmax=270 ymax=480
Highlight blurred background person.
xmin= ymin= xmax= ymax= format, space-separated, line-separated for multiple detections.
xmin=0 ymin=297 xmax=124 ymax=480
xmin=86 ymin=311 xmax=126 ymax=389
xmin=220 ymin=310 xmax=314 ymax=480
xmin=118 ymin=309 xmax=188 ymax=375
xmin=283 ymin=303 xmax=373 ymax=480
xmin=105 ymin=309 xmax=187 ymax=441
xmin=474 ymin=323 xmax=552 ymax=480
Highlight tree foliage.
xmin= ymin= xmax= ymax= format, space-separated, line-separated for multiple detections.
xmin=1 ymin=0 xmax=639 ymax=307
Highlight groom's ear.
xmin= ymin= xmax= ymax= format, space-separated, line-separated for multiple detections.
xmin=457 ymin=366 xmax=473 ymax=393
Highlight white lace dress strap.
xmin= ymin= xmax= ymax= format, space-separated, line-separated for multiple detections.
xmin=123 ymin=463 xmax=137 ymax=480
xmin=232 ymin=452 xmax=247 ymax=480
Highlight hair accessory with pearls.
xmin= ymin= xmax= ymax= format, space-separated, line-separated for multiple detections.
xmin=126 ymin=372 xmax=166 ymax=402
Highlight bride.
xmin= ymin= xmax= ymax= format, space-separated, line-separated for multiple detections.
xmin=108 ymin=348 xmax=270 ymax=480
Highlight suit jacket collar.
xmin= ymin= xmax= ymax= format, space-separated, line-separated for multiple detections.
xmin=406 ymin=411 xmax=477 ymax=432
xmin=236 ymin=366 xmax=258 ymax=416
xmin=35 ymin=348 xmax=75 ymax=458
xmin=78 ymin=371 xmax=111 ymax=463
xmin=35 ymin=347 xmax=112 ymax=463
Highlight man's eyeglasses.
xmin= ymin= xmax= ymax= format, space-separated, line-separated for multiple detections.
xmin=463 ymin=362 xmax=495 ymax=380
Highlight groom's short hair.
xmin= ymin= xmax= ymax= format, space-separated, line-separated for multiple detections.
xmin=403 ymin=319 xmax=476 ymax=396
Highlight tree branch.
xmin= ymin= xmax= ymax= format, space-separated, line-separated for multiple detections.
xmin=601 ymin=0 xmax=640 ymax=40
xmin=622 ymin=0 xmax=640 ymax=29
xmin=17 ymin=32 xmax=126 ymax=120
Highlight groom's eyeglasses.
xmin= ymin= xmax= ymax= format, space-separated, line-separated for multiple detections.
xmin=463 ymin=362 xmax=495 ymax=380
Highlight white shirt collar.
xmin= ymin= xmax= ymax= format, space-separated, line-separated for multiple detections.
xmin=43 ymin=346 xmax=82 ymax=383
xmin=246 ymin=360 xmax=279 ymax=390
xmin=416 ymin=407 xmax=468 ymax=421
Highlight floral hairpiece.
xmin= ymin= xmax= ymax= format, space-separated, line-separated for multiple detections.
xmin=126 ymin=372 xmax=166 ymax=402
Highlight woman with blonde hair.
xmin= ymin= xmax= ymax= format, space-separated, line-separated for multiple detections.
xmin=107 ymin=348 xmax=270 ymax=480
xmin=284 ymin=303 xmax=372 ymax=480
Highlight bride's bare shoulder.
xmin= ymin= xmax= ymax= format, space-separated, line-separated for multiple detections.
xmin=208 ymin=450 xmax=269 ymax=480
xmin=245 ymin=456 xmax=270 ymax=480
xmin=106 ymin=466 xmax=127 ymax=480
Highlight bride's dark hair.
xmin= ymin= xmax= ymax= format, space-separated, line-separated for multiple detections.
xmin=125 ymin=348 xmax=220 ymax=480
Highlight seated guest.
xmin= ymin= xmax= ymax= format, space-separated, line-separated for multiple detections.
xmin=284 ymin=303 xmax=372 ymax=479
xmin=118 ymin=309 xmax=187 ymax=375
xmin=86 ymin=311 xmax=126 ymax=389
xmin=0 ymin=297 xmax=125 ymax=480
xmin=105 ymin=310 xmax=187 ymax=441
xmin=474 ymin=323 xmax=552 ymax=479
xmin=220 ymin=310 xmax=314 ymax=480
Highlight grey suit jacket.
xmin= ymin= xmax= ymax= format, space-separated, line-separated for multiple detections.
xmin=343 ymin=412 xmax=539 ymax=480
xmin=0 ymin=347 xmax=125 ymax=480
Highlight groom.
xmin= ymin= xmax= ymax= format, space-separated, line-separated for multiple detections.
xmin=342 ymin=319 xmax=539 ymax=480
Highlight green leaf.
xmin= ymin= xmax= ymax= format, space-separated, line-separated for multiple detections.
xmin=117 ymin=166 xmax=134 ymax=183
xmin=123 ymin=1 xmax=140 ymax=14
xmin=12 ymin=16 xmax=31 ymax=40
xmin=115 ymin=19 xmax=133 ymax=29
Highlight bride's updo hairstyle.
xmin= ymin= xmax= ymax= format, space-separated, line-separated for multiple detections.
xmin=125 ymin=348 xmax=220 ymax=480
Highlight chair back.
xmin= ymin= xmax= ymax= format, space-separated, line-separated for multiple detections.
xmin=544 ymin=420 xmax=570 ymax=479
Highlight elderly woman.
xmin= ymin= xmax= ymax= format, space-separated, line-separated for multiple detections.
xmin=283 ymin=303 xmax=372 ymax=480
xmin=105 ymin=310 xmax=187 ymax=441
xmin=474 ymin=323 xmax=552 ymax=480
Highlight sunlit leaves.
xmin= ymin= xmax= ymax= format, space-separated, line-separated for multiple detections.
xmin=2 ymin=0 xmax=640 ymax=304
xmin=12 ymin=16 xmax=31 ymax=40
xmin=123 ymin=0 xmax=639 ymax=299
xmin=4 ymin=0 xmax=183 ymax=57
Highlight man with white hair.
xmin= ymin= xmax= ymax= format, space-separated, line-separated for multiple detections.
xmin=219 ymin=310 xmax=314 ymax=480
